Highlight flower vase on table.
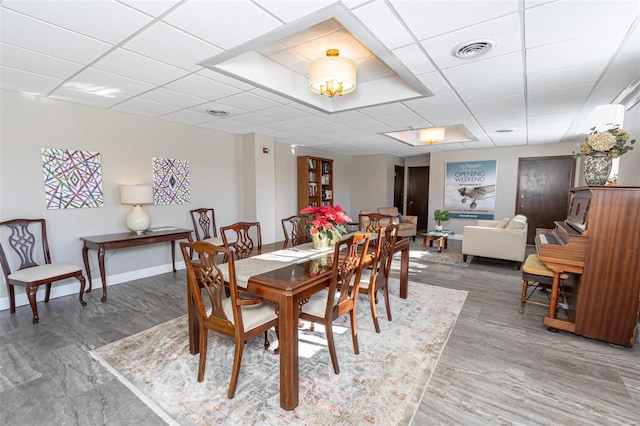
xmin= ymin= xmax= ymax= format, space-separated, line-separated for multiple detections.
xmin=300 ymin=205 xmax=352 ymax=250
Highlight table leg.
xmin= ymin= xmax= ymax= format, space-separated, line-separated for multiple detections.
xmin=82 ymin=245 xmax=92 ymax=293
xmin=187 ymin=287 xmax=200 ymax=355
xmin=98 ymin=246 xmax=107 ymax=302
xmin=278 ymin=295 xmax=299 ymax=410
xmin=399 ymin=243 xmax=409 ymax=299
xmin=444 ymin=237 xmax=448 ymax=250
xmin=437 ymin=238 xmax=443 ymax=253
xmin=171 ymin=241 xmax=177 ymax=272
xmin=422 ymin=236 xmax=427 ymax=250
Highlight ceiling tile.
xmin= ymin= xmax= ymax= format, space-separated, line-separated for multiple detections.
xmin=159 ymin=109 xmax=212 ymax=125
xmin=527 ymin=84 xmax=594 ymax=116
xmin=57 ymin=67 xmax=154 ymax=98
xmin=421 ymin=12 xmax=521 ymax=70
xmin=0 ymin=65 xmax=62 ymax=94
xmin=392 ymin=44 xmax=436 ymax=76
xmin=165 ymin=74 xmax=242 ymax=101
xmin=92 ymin=48 xmax=189 ymax=86
xmin=0 ymin=8 xmax=113 ymax=64
xmin=2 ymin=0 xmax=152 ymax=44
xmin=197 ymin=69 xmax=256 ymax=90
xmin=50 ymin=86 xmax=130 ymax=108
xmin=416 ymin=104 xmax=476 ymax=126
xmin=123 ymin=22 xmax=222 ymax=72
xmin=457 ymin=77 xmax=523 ymax=103
xmin=390 ymin=0 xmax=518 ymax=41
xmin=526 ymin=30 xmax=627 ymax=74
xmin=525 ymin=0 xmax=639 ymax=48
xmin=403 ymin=90 xmax=463 ymax=111
xmin=466 ymin=94 xmax=525 ymax=121
xmin=443 ymin=51 xmax=523 ymax=88
xmin=353 ymin=1 xmax=414 ymax=50
xmin=137 ymin=87 xmax=208 ymax=109
xmin=119 ymin=0 xmax=183 ymax=18
xmin=112 ymin=97 xmax=179 ymax=117
xmin=215 ymin=92 xmax=282 ymax=112
xmin=188 ymin=101 xmax=247 ymax=117
xmin=416 ymin=71 xmax=453 ymax=93
xmin=254 ymin=0 xmax=334 ymax=23
xmin=527 ymin=62 xmax=608 ymax=93
xmin=257 ymin=105 xmax=309 ymax=120
xmin=163 ymin=1 xmax=283 ymax=50
xmin=0 ymin=42 xmax=84 ymax=79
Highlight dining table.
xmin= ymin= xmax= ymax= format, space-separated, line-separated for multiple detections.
xmin=186 ymin=236 xmax=410 ymax=411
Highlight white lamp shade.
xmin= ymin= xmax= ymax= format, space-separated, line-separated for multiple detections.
xmin=309 ymin=52 xmax=357 ymax=95
xmin=125 ymin=205 xmax=150 ymax=234
xmin=419 ymin=127 xmax=446 ymax=144
xmin=120 ymin=185 xmax=153 ymax=205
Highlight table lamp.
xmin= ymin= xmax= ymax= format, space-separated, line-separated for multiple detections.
xmin=120 ymin=185 xmax=154 ymax=234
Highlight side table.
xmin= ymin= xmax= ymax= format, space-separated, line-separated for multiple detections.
xmin=420 ymin=230 xmax=455 ymax=253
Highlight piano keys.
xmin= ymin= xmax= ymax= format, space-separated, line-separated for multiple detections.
xmin=534 ymin=186 xmax=640 ymax=347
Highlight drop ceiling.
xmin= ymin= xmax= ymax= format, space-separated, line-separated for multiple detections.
xmin=1 ymin=0 xmax=639 ymax=157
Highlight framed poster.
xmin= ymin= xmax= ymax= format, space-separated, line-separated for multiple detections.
xmin=444 ymin=160 xmax=497 ymax=220
xmin=41 ymin=148 xmax=103 ymax=209
xmin=153 ymin=157 xmax=190 ymax=205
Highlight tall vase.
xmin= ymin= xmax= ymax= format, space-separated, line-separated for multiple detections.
xmin=311 ymin=232 xmax=329 ymax=250
xmin=584 ymin=152 xmax=612 ymax=186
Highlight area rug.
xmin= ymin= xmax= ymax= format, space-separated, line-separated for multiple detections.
xmin=90 ymin=282 xmax=467 ymax=426
xmin=405 ymin=238 xmax=471 ymax=267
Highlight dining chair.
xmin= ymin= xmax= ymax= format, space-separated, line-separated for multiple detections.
xmin=179 ymin=241 xmax=279 ymax=398
xmin=0 ymin=218 xmax=87 ymax=324
xmin=299 ymin=232 xmax=371 ymax=374
xmin=358 ymin=212 xmax=394 ymax=233
xmin=220 ymin=222 xmax=262 ymax=260
xmin=357 ymin=224 xmax=398 ymax=333
xmin=189 ymin=208 xmax=223 ymax=246
xmin=281 ymin=215 xmax=308 ymax=242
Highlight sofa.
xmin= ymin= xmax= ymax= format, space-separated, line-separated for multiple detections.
xmin=461 ymin=214 xmax=528 ymax=269
xmin=358 ymin=207 xmax=417 ymax=239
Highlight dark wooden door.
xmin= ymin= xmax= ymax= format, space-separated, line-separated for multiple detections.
xmin=407 ymin=166 xmax=429 ymax=230
xmin=516 ymin=156 xmax=576 ymax=245
xmin=394 ymin=165 xmax=405 ymax=214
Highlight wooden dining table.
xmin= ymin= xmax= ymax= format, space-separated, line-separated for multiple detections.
xmin=186 ymin=237 xmax=410 ymax=411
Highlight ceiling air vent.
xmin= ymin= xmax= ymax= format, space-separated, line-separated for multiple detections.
xmin=452 ymin=39 xmax=496 ymax=59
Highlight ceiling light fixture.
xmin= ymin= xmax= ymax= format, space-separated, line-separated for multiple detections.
xmin=206 ymin=109 xmax=229 ymax=117
xmin=419 ymin=127 xmax=446 ymax=144
xmin=309 ymin=49 xmax=357 ymax=98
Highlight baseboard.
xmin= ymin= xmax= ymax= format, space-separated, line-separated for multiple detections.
xmin=0 ymin=261 xmax=187 ymax=312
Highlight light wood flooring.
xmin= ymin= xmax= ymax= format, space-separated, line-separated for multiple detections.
xmin=1 ymin=244 xmax=638 ymax=425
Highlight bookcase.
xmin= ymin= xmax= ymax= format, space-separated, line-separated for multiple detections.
xmin=297 ymin=156 xmax=333 ymax=211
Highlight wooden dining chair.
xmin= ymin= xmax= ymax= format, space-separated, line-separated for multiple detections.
xmin=179 ymin=241 xmax=279 ymax=398
xmin=299 ymin=232 xmax=371 ymax=374
xmin=220 ymin=222 xmax=262 ymax=260
xmin=358 ymin=212 xmax=394 ymax=233
xmin=189 ymin=208 xmax=223 ymax=246
xmin=281 ymin=215 xmax=308 ymax=242
xmin=356 ymin=224 xmax=398 ymax=333
xmin=0 ymin=218 xmax=87 ymax=324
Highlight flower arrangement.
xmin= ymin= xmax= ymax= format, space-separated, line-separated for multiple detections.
xmin=299 ymin=205 xmax=351 ymax=239
xmin=574 ymin=126 xmax=635 ymax=159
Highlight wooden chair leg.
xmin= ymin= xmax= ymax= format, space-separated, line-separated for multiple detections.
xmin=383 ymin=286 xmax=392 ymax=322
xmin=370 ymin=291 xmax=381 ymax=333
xmin=520 ymin=279 xmax=528 ymax=314
xmin=27 ymin=284 xmax=39 ymax=324
xmin=197 ymin=328 xmax=208 ymax=382
xmin=77 ymin=275 xmax=87 ymax=306
xmin=7 ymin=283 xmax=16 ymax=313
xmin=325 ymin=321 xmax=340 ymax=374
xmin=228 ymin=340 xmax=244 ymax=399
xmin=44 ymin=283 xmax=52 ymax=303
xmin=263 ymin=330 xmax=270 ymax=350
xmin=349 ymin=310 xmax=359 ymax=355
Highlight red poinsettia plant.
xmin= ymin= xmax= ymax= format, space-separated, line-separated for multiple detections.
xmin=299 ymin=205 xmax=351 ymax=239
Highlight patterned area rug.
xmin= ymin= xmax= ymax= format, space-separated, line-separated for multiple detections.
xmin=406 ymin=238 xmax=471 ymax=267
xmin=90 ymin=282 xmax=467 ymax=425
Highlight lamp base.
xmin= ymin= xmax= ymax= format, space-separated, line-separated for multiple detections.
xmin=126 ymin=205 xmax=150 ymax=234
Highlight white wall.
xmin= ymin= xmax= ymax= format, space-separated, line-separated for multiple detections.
xmin=0 ymin=90 xmax=244 ymax=308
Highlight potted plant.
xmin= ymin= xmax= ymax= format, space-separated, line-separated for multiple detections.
xmin=433 ymin=209 xmax=450 ymax=232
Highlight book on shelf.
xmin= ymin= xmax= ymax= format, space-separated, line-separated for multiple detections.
xmin=309 ymin=171 xmax=317 ymax=182
xmin=321 ymin=174 xmax=331 ymax=185
xmin=308 ymin=158 xmax=317 ymax=169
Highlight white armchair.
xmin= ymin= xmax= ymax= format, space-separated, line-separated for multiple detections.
xmin=462 ymin=215 xmax=528 ymax=269
xmin=377 ymin=207 xmax=417 ymax=239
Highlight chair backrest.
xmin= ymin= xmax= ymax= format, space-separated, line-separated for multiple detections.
xmin=358 ymin=213 xmax=393 ymax=233
xmin=378 ymin=224 xmax=399 ymax=279
xmin=0 ymin=219 xmax=51 ymax=278
xmin=281 ymin=215 xmax=307 ymax=241
xmin=179 ymin=241 xmax=240 ymax=335
xmin=220 ymin=221 xmax=262 ymax=259
xmin=325 ymin=232 xmax=370 ymax=318
xmin=190 ymin=208 xmax=217 ymax=241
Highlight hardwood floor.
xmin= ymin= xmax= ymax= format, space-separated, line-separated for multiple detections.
xmin=1 ymin=245 xmax=638 ymax=425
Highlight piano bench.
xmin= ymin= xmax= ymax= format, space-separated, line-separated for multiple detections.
xmin=520 ymin=254 xmax=568 ymax=314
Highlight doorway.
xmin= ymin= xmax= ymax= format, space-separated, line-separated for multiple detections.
xmin=407 ymin=166 xmax=430 ymax=230
xmin=393 ymin=165 xmax=405 ymax=214
xmin=516 ymin=156 xmax=576 ymax=245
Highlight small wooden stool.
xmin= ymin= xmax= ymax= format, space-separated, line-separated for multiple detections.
xmin=520 ymin=254 xmax=568 ymax=314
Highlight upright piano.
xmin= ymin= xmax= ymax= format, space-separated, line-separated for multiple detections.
xmin=535 ymin=186 xmax=640 ymax=347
